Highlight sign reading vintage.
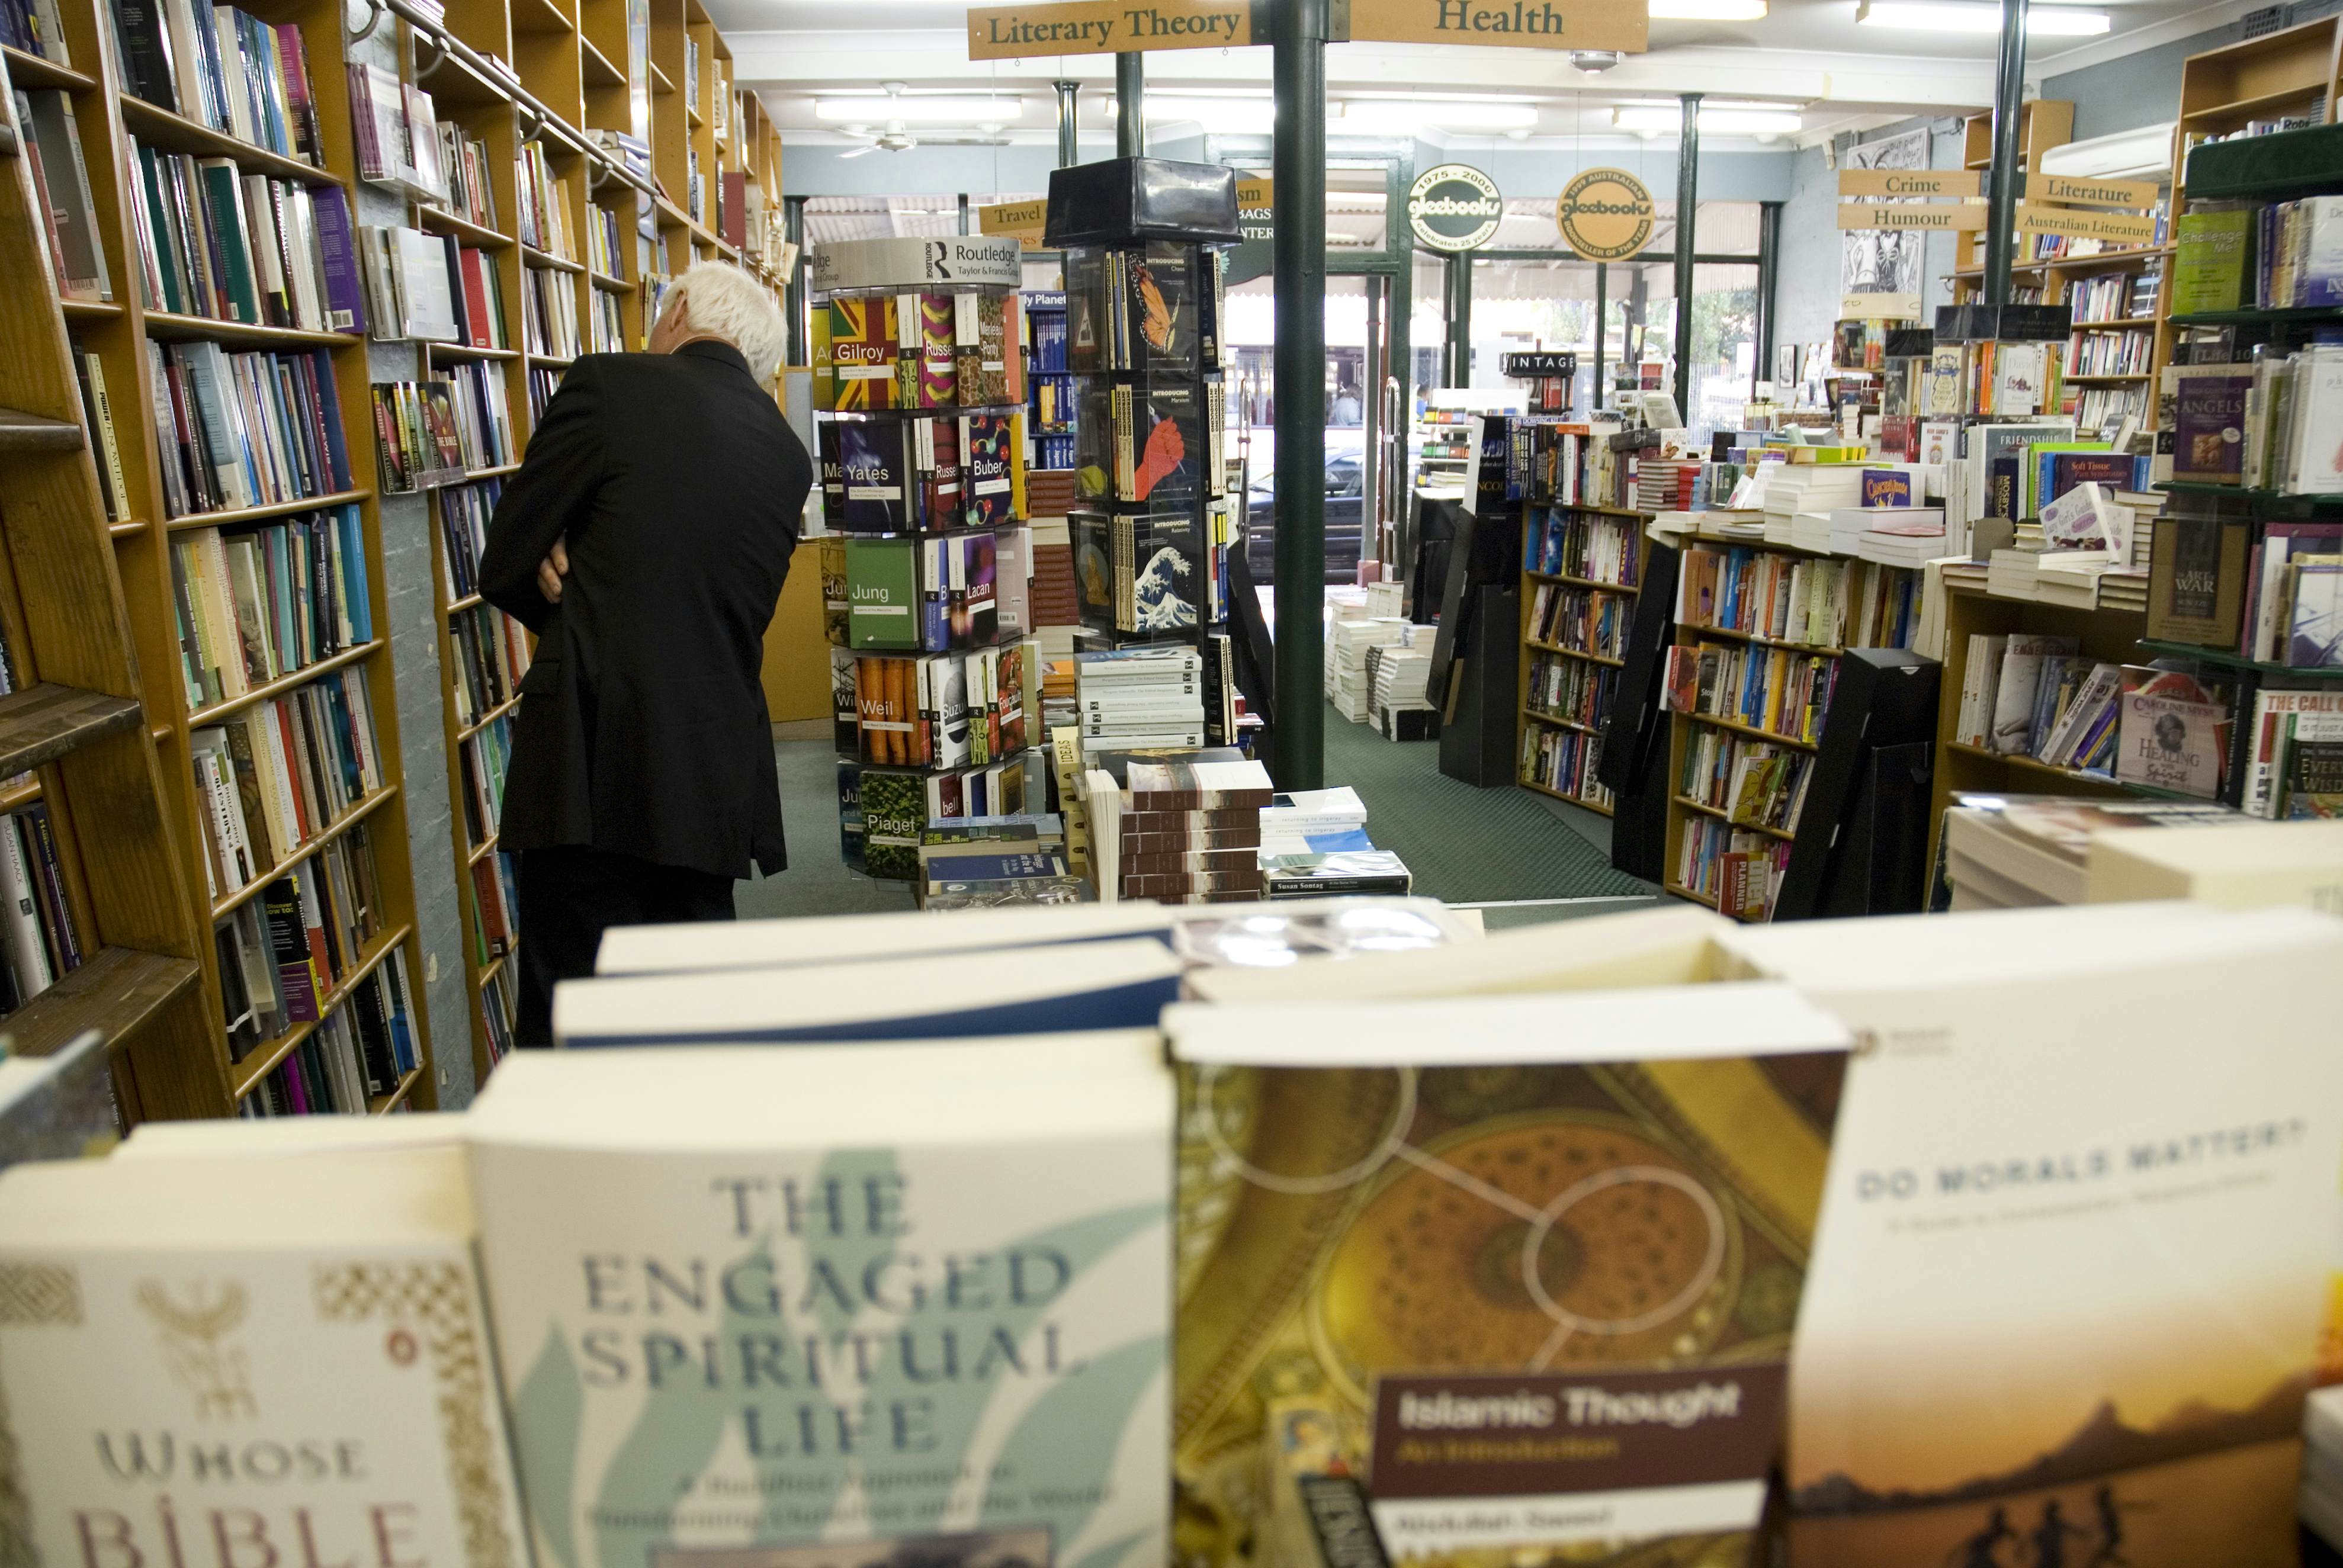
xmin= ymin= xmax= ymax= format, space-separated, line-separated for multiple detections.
xmin=1555 ymin=166 xmax=1654 ymax=259
xmin=1410 ymin=163 xmax=1503 ymax=252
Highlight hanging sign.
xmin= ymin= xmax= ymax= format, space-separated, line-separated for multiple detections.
xmin=967 ymin=0 xmax=1257 ymax=58
xmin=1237 ymin=176 xmax=1272 ymax=208
xmin=808 ymin=236 xmax=1025 ymax=292
xmin=1349 ymin=0 xmax=1646 ymax=50
xmin=2015 ymin=203 xmax=2159 ymax=245
xmin=1501 ymin=351 xmax=1577 ymax=377
xmin=1837 ymin=168 xmax=1983 ymax=198
xmin=1555 ymin=166 xmax=1654 ymax=259
xmin=1228 ymin=175 xmax=1276 ymax=285
xmin=1410 ymin=163 xmax=1504 ymax=251
xmin=2029 ymin=173 xmax=2162 ymax=210
xmin=1835 ymin=202 xmax=1989 ymax=231
xmin=977 ymin=199 xmax=1049 ymax=245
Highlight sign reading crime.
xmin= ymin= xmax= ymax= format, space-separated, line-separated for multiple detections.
xmin=2015 ymin=202 xmax=2159 ymax=245
xmin=968 ymin=0 xmax=1255 ymax=57
xmin=1835 ymin=201 xmax=1989 ymax=232
xmin=1837 ymin=168 xmax=1982 ymax=199
xmin=977 ymin=199 xmax=1048 ymax=245
xmin=967 ymin=0 xmax=1644 ymax=56
xmin=1556 ymin=166 xmax=1654 ymax=259
xmin=1410 ymin=164 xmax=1503 ymax=251
xmin=2030 ymin=173 xmax=2161 ymax=210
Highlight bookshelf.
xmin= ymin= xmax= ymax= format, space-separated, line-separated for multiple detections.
xmin=1953 ymin=98 xmax=2074 ymax=281
xmin=1516 ymin=502 xmax=1648 ymax=815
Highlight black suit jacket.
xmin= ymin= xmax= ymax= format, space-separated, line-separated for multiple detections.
xmin=479 ymin=342 xmax=807 ymax=880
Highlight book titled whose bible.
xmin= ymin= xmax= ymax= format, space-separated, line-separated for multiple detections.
xmin=0 ymin=1148 xmax=531 ymax=1568
xmin=467 ymin=1039 xmax=1173 ymax=1568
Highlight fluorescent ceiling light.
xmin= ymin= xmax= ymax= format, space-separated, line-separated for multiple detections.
xmin=814 ymin=97 xmax=1025 ymax=121
xmin=1614 ymin=105 xmax=1802 ymax=134
xmin=1856 ymin=0 xmax=2109 ymax=33
xmin=1349 ymin=99 xmax=1539 ymax=130
xmin=1648 ymin=0 xmax=1768 ymax=17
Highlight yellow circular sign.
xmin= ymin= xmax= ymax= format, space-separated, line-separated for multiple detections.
xmin=1556 ymin=168 xmax=1655 ymax=261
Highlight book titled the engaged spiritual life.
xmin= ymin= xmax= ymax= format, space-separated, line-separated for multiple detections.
xmin=1162 ymin=980 xmax=1854 ymax=1567
xmin=467 ymin=1039 xmax=1173 ymax=1568
xmin=0 ymin=1148 xmax=531 ymax=1568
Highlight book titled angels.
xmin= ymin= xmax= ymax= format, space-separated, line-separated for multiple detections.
xmin=0 ymin=1149 xmax=531 ymax=1568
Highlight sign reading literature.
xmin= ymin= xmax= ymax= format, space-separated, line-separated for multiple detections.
xmin=2015 ymin=201 xmax=2159 ymax=245
xmin=967 ymin=0 xmax=1645 ymax=57
xmin=1410 ymin=164 xmax=1504 ymax=252
xmin=2032 ymin=172 xmax=2161 ymax=209
xmin=977 ymin=199 xmax=1049 ymax=245
xmin=1555 ymin=167 xmax=1654 ymax=259
xmin=1834 ymin=201 xmax=1988 ymax=232
xmin=1837 ymin=168 xmax=1982 ymax=198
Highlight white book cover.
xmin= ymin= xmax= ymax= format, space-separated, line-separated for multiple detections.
xmin=0 ymin=1149 xmax=530 ymax=1568
xmin=1989 ymin=635 xmax=2076 ymax=753
xmin=466 ymin=1040 xmax=1172 ymax=1568
xmin=1719 ymin=904 xmax=2343 ymax=1568
xmin=593 ymin=905 xmax=1177 ymax=976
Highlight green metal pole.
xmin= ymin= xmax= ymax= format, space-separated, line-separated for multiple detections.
xmin=1672 ymin=92 xmax=1700 ymax=426
xmin=1271 ymin=0 xmax=1327 ymax=789
xmin=1116 ymin=53 xmax=1144 ymax=158
xmin=1443 ymin=250 xmax=1471 ymax=384
xmin=1055 ymin=79 xmax=1080 ymax=166
xmin=1983 ymin=0 xmax=2029 ymax=306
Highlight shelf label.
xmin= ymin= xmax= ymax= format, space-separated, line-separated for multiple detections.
xmin=1838 ymin=168 xmax=1982 ymax=198
xmin=1835 ymin=202 xmax=1988 ymax=231
xmin=2030 ymin=173 xmax=2161 ymax=209
xmin=1350 ymin=0 xmax=1648 ymax=50
xmin=2015 ymin=203 xmax=2159 ymax=243
xmin=968 ymin=0 xmax=1257 ymax=57
xmin=977 ymin=200 xmax=1048 ymax=245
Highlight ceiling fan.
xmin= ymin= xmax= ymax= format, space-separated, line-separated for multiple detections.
xmin=831 ymin=81 xmax=1010 ymax=158
xmin=836 ymin=121 xmax=918 ymax=159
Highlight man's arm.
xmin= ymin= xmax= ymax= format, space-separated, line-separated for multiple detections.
xmin=479 ymin=360 xmax=603 ymax=634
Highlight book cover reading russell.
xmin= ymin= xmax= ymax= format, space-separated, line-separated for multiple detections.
xmin=468 ymin=1040 xmax=1173 ymax=1568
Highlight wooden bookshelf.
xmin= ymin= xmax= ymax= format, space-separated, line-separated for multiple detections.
xmin=1516 ymin=502 xmax=1649 ymax=817
xmin=1954 ymin=99 xmax=2074 ymax=278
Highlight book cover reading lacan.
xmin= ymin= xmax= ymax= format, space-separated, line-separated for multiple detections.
xmin=0 ymin=1148 xmax=531 ymax=1568
xmin=466 ymin=1037 xmax=1173 ymax=1568
xmin=1161 ymin=982 xmax=1853 ymax=1568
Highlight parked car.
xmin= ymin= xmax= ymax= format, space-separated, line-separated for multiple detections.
xmin=1242 ymin=451 xmax=1368 ymax=584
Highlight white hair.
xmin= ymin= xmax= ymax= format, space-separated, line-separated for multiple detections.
xmin=658 ymin=261 xmax=785 ymax=381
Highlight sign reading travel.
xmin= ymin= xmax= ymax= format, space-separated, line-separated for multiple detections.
xmin=1555 ymin=167 xmax=1654 ymax=259
xmin=1834 ymin=202 xmax=1989 ymax=232
xmin=1837 ymin=168 xmax=1982 ymax=199
xmin=967 ymin=0 xmax=1644 ymax=57
xmin=2015 ymin=203 xmax=2159 ymax=245
xmin=968 ymin=0 xmax=1258 ymax=58
xmin=1410 ymin=163 xmax=1503 ymax=252
xmin=977 ymin=198 xmax=1048 ymax=245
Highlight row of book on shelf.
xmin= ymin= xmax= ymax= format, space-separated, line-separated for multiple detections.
xmin=147 ymin=341 xmax=355 ymax=519
xmin=18 ymin=886 xmax=2343 ymax=1566
xmin=1954 ymin=636 xmax=2236 ymax=793
xmin=359 ymin=225 xmax=512 ymax=351
xmin=186 ymin=664 xmax=384 ymax=900
xmin=113 ymin=0 xmax=327 ymax=164
xmin=816 ymin=290 xmax=1027 ymax=412
xmin=167 ymin=503 xmax=373 ymax=711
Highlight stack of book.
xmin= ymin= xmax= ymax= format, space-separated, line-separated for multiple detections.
xmin=130 ymin=142 xmax=359 ymax=334
xmin=19 ymin=90 xmax=111 ymax=306
xmin=1085 ymin=753 xmax=1273 ymax=904
xmin=1368 ymin=640 xmax=1437 ymax=741
xmin=1327 ymin=614 xmax=1411 ymax=723
xmin=1258 ymin=785 xmax=1369 ymax=854
xmin=1941 ymin=793 xmax=2248 ymax=907
xmin=1077 ymin=645 xmax=1204 ymax=753
xmin=918 ymin=820 xmax=1087 ymax=908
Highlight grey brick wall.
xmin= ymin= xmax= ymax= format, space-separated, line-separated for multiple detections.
xmin=353 ymin=24 xmax=477 ymax=1107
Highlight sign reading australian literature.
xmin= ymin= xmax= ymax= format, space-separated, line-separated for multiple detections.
xmin=1410 ymin=164 xmax=1504 ymax=252
xmin=806 ymin=234 xmax=1024 ymax=292
xmin=967 ymin=0 xmax=1645 ymax=58
xmin=1555 ymin=167 xmax=1654 ymax=259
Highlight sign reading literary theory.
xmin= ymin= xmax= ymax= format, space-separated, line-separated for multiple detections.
xmin=968 ymin=0 xmax=1645 ymax=57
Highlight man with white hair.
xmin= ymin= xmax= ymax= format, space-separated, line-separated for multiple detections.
xmin=479 ymin=260 xmax=809 ymax=1045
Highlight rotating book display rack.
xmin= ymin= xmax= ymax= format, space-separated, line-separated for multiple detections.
xmin=810 ymin=235 xmax=1048 ymax=881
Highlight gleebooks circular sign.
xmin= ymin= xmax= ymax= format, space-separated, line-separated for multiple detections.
xmin=1556 ymin=167 xmax=1655 ymax=260
xmin=1409 ymin=164 xmax=1504 ymax=252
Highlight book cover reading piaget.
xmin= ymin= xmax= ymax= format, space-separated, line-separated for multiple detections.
xmin=467 ymin=1042 xmax=1172 ymax=1568
xmin=1163 ymin=984 xmax=1853 ymax=1568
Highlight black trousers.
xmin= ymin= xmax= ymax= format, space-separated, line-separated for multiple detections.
xmin=515 ymin=844 xmax=735 ymax=1046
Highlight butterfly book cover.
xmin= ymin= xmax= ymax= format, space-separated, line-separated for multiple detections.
xmin=1119 ymin=243 xmax=1196 ymax=372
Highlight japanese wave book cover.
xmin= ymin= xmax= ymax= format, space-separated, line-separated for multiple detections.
xmin=1715 ymin=902 xmax=2343 ymax=1568
xmin=466 ymin=1037 xmax=1172 ymax=1568
xmin=552 ymin=936 xmax=1182 ymax=1044
xmin=594 ymin=905 xmax=1179 ymax=976
xmin=1160 ymin=981 xmax=1853 ymax=1568
xmin=0 ymin=1148 xmax=531 ymax=1568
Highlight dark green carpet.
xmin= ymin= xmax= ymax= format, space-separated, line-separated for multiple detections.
xmin=736 ymin=706 xmax=1656 ymax=918
xmin=1317 ymin=703 xmax=1657 ymax=907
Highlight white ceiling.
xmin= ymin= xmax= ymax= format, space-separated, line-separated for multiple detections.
xmin=711 ymin=0 xmax=2260 ymax=150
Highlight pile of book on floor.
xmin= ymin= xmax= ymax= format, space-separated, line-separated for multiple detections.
xmin=1368 ymin=637 xmax=1438 ymax=739
xmin=1083 ymin=751 xmax=1274 ymax=902
xmin=913 ymin=811 xmax=1080 ymax=908
xmin=1327 ymin=613 xmax=1415 ymax=724
xmin=1077 ymin=645 xmax=1205 ymax=753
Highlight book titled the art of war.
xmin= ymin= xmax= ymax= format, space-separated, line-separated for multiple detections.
xmin=466 ymin=1039 xmax=1172 ymax=1568
xmin=0 ymin=1148 xmax=531 ymax=1568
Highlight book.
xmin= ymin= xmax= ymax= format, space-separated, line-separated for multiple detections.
xmin=2169 ymin=364 xmax=2255 ymax=484
xmin=0 ymin=1148 xmax=531 ymax=1567
xmin=466 ymin=1037 xmax=1172 ymax=1568
xmin=2283 ymin=709 xmax=2343 ymax=816
xmin=1721 ymin=904 xmax=2343 ymax=1568
xmin=2084 ymin=818 xmax=2343 ymax=911
xmin=21 ymin=91 xmax=111 ymax=302
xmin=2116 ymin=687 xmax=2225 ymax=796
xmin=827 ymin=294 xmax=898 ymax=410
xmin=1162 ymin=981 xmax=1852 ymax=1563
xmin=2171 ymin=207 xmax=2256 ymax=313
xmin=2147 ymin=506 xmax=2250 ymax=645
xmin=2289 ymin=557 xmax=2343 ymax=667
xmin=1988 ymin=634 xmax=2077 ymax=754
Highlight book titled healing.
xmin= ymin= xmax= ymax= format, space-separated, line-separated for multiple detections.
xmin=466 ymin=1039 xmax=1173 ymax=1568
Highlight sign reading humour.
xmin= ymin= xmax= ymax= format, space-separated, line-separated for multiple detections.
xmin=967 ymin=0 xmax=1645 ymax=57
xmin=1410 ymin=163 xmax=1503 ymax=252
xmin=1834 ymin=202 xmax=1989 ymax=232
xmin=1555 ymin=166 xmax=1654 ymax=259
